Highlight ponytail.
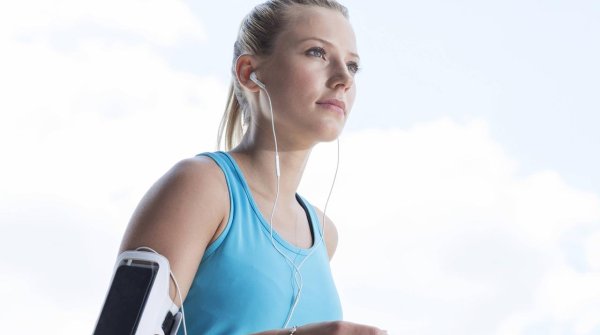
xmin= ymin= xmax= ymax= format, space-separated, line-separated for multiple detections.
xmin=217 ymin=83 xmax=244 ymax=151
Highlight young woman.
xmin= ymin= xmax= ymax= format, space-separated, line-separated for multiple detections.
xmin=119 ymin=1 xmax=386 ymax=334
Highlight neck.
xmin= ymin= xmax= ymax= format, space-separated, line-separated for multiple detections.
xmin=230 ymin=136 xmax=312 ymax=206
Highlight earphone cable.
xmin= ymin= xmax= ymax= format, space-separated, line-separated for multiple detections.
xmin=262 ymin=86 xmax=304 ymax=327
xmin=259 ymin=80 xmax=341 ymax=328
xmin=283 ymin=137 xmax=340 ymax=327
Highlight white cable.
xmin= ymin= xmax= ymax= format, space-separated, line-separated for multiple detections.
xmin=171 ymin=269 xmax=188 ymax=335
xmin=282 ymin=138 xmax=340 ymax=327
xmin=299 ymin=137 xmax=340 ymax=267
xmin=259 ymin=84 xmax=341 ymax=328
xmin=136 ymin=246 xmax=188 ymax=335
xmin=261 ymin=86 xmax=303 ymax=327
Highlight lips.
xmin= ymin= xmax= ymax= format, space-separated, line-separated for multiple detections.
xmin=316 ymin=98 xmax=346 ymax=116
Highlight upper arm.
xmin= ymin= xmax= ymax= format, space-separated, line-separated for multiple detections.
xmin=119 ymin=156 xmax=229 ymax=303
xmin=314 ymin=207 xmax=339 ymax=260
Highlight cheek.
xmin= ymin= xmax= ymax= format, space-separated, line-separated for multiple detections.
xmin=280 ymin=68 xmax=322 ymax=104
xmin=284 ymin=57 xmax=323 ymax=86
xmin=292 ymin=65 xmax=321 ymax=89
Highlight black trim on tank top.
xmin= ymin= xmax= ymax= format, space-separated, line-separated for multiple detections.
xmin=295 ymin=194 xmax=315 ymax=247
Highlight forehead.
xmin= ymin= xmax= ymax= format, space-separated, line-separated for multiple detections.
xmin=277 ymin=6 xmax=357 ymax=56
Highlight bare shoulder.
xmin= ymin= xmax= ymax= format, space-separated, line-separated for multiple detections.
xmin=313 ymin=207 xmax=339 ymax=260
xmin=119 ymin=155 xmax=229 ymax=300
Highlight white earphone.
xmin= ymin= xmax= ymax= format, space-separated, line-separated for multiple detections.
xmin=249 ymin=71 xmax=266 ymax=89
xmin=248 ymin=69 xmax=340 ymax=328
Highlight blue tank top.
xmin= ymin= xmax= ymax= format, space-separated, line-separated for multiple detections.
xmin=179 ymin=151 xmax=342 ymax=335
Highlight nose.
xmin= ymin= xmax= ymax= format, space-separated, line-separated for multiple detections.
xmin=327 ymin=58 xmax=354 ymax=91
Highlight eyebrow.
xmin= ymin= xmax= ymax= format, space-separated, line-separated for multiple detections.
xmin=298 ymin=37 xmax=360 ymax=60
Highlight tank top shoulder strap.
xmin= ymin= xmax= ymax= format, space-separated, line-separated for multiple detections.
xmin=195 ymin=151 xmax=248 ymax=258
xmin=197 ymin=151 xmax=237 ymax=180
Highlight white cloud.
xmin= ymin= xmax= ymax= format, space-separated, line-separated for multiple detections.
xmin=584 ymin=231 xmax=600 ymax=271
xmin=1 ymin=21 xmax=226 ymax=228
xmin=0 ymin=0 xmax=205 ymax=46
xmin=1 ymin=273 xmax=94 ymax=334
xmin=301 ymin=119 xmax=600 ymax=334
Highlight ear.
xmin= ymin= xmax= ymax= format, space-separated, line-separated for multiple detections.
xmin=235 ymin=54 xmax=261 ymax=93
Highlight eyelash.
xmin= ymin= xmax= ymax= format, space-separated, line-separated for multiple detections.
xmin=306 ymin=46 xmax=327 ymax=58
xmin=347 ymin=62 xmax=360 ymax=74
xmin=306 ymin=47 xmax=361 ymax=75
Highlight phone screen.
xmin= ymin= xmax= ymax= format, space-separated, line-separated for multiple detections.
xmin=94 ymin=262 xmax=158 ymax=335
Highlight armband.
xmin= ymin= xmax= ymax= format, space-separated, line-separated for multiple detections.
xmin=93 ymin=250 xmax=182 ymax=335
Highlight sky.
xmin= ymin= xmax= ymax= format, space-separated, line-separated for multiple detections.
xmin=0 ymin=0 xmax=599 ymax=334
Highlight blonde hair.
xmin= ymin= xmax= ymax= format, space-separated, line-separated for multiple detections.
xmin=217 ymin=0 xmax=349 ymax=150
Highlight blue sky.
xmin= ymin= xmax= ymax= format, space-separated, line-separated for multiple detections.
xmin=187 ymin=0 xmax=600 ymax=195
xmin=0 ymin=1 xmax=599 ymax=334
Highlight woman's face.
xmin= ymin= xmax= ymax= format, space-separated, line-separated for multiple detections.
xmin=255 ymin=6 xmax=359 ymax=147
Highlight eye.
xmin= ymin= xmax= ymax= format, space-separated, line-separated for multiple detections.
xmin=347 ymin=62 xmax=360 ymax=75
xmin=306 ymin=47 xmax=327 ymax=59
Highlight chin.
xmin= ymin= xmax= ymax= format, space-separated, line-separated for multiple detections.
xmin=317 ymin=124 xmax=345 ymax=143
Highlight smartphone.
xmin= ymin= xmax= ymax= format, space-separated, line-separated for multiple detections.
xmin=94 ymin=260 xmax=159 ymax=335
